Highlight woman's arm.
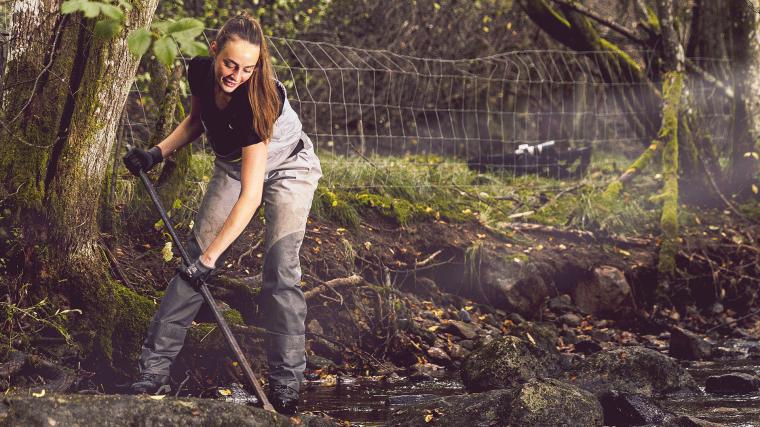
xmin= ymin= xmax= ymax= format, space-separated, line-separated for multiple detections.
xmin=199 ymin=142 xmax=268 ymax=267
xmin=156 ymin=95 xmax=204 ymax=158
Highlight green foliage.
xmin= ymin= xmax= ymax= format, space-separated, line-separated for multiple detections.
xmin=60 ymin=0 xmax=131 ymax=38
xmin=127 ymin=17 xmax=207 ymax=66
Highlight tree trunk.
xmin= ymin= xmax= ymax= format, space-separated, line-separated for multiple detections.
xmin=728 ymin=0 xmax=760 ymax=194
xmin=517 ymin=0 xmax=662 ymax=142
xmin=1 ymin=0 xmax=159 ymax=371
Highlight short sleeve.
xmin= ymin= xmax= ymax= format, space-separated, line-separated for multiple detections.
xmin=187 ymin=56 xmax=210 ymax=97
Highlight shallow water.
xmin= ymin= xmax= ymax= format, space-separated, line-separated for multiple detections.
xmin=661 ymin=358 xmax=760 ymax=426
xmin=299 ymin=357 xmax=760 ymax=426
xmin=299 ymin=375 xmax=464 ymax=426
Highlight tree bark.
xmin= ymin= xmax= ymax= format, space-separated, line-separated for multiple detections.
xmin=1 ymin=0 xmax=160 ymax=370
xmin=517 ymin=0 xmax=661 ymax=143
xmin=728 ymin=0 xmax=760 ymax=194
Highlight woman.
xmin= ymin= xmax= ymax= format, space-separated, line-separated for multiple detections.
xmin=123 ymin=14 xmax=321 ymax=415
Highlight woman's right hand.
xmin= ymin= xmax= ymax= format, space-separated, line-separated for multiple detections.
xmin=123 ymin=146 xmax=163 ymax=176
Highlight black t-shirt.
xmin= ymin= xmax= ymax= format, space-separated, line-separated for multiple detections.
xmin=187 ymin=56 xmax=285 ymax=161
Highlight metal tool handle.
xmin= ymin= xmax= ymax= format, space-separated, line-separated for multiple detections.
xmin=127 ymin=145 xmax=274 ymax=412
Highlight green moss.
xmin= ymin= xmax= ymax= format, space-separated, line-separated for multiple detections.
xmin=111 ymin=280 xmax=155 ymax=371
xmin=222 ymin=308 xmax=244 ymax=326
xmin=311 ymin=187 xmax=361 ymax=228
xmin=657 ymin=71 xmax=683 ymax=276
xmin=599 ymin=38 xmax=642 ymax=74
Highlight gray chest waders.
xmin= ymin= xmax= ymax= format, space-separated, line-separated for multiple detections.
xmin=135 ymin=96 xmax=321 ymax=401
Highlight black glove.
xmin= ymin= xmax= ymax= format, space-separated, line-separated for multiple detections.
xmin=123 ymin=146 xmax=163 ymax=176
xmin=177 ymin=257 xmax=214 ymax=286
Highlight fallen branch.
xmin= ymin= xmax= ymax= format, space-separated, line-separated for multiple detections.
xmin=304 ymin=274 xmax=364 ymax=300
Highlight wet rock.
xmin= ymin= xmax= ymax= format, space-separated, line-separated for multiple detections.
xmin=567 ymin=346 xmax=699 ymax=398
xmin=478 ymin=251 xmax=553 ymax=318
xmin=216 ymin=383 xmax=259 ymax=406
xmin=458 ymin=339 xmax=475 ymax=350
xmin=510 ymin=378 xmax=603 ymax=427
xmin=461 ymin=335 xmax=561 ymax=392
xmin=447 ymin=343 xmax=470 ymax=361
xmin=572 ymin=266 xmax=631 ymax=317
xmin=704 ymin=372 xmax=760 ymax=395
xmin=559 ymin=313 xmax=582 ymax=327
xmin=574 ymin=340 xmax=602 ymax=355
xmin=509 ymin=321 xmax=560 ymax=355
xmin=306 ymin=355 xmax=337 ymax=371
xmin=389 ymin=378 xmax=602 ymax=426
xmin=0 ymin=394 xmax=337 ymax=426
xmin=669 ymin=327 xmax=713 ymax=360
xmin=560 ymin=329 xmax=579 ymax=345
xmin=591 ymin=330 xmax=612 ymax=342
xmin=442 ymin=320 xmax=478 ymax=340
xmin=548 ymin=294 xmax=576 ymax=313
xmin=599 ymin=390 xmax=669 ymax=425
xmin=507 ymin=312 xmax=526 ymax=324
xmin=458 ymin=308 xmax=472 ymax=323
xmin=426 ymin=347 xmax=451 ymax=364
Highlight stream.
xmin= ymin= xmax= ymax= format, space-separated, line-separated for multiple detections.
xmin=298 ymin=345 xmax=760 ymax=426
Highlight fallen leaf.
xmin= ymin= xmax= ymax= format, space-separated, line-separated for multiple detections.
xmin=218 ymin=389 xmax=232 ymax=396
xmin=32 ymin=389 xmax=45 ymax=398
xmin=149 ymin=394 xmax=165 ymax=400
xmin=424 ymin=414 xmax=434 ymax=423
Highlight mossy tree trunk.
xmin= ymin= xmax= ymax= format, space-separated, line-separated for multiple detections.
xmin=0 ymin=0 xmax=159 ymax=372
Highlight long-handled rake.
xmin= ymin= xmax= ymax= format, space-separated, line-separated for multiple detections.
xmin=132 ymin=154 xmax=274 ymax=412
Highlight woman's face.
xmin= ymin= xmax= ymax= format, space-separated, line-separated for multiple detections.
xmin=211 ymin=37 xmax=260 ymax=94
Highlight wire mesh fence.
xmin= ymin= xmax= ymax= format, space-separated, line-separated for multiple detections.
xmin=122 ymin=35 xmax=731 ymax=191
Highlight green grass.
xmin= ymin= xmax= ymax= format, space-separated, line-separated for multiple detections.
xmin=119 ymin=148 xmax=673 ymax=237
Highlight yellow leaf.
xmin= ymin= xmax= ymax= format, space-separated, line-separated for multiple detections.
xmin=149 ymin=394 xmax=166 ymax=400
xmin=32 ymin=389 xmax=45 ymax=398
xmin=162 ymin=241 xmax=173 ymax=262
xmin=219 ymin=388 xmax=232 ymax=396
xmin=462 ymin=208 xmax=472 ymax=215
xmin=364 ymin=241 xmax=372 ymax=250
xmin=425 ymin=414 xmax=434 ymax=423
xmin=427 ymin=325 xmax=439 ymax=332
xmin=753 ymin=184 xmax=758 ymax=194
xmin=331 ymin=200 xmax=338 ymax=207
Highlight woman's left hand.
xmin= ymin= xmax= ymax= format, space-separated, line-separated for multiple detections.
xmin=177 ymin=257 xmax=215 ymax=286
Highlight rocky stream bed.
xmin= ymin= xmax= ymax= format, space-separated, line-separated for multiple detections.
xmin=2 ymin=213 xmax=759 ymax=426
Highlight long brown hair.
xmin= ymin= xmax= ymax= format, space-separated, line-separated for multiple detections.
xmin=215 ymin=14 xmax=280 ymax=141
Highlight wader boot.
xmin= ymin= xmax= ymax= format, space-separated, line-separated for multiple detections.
xmin=133 ymin=129 xmax=321 ymax=410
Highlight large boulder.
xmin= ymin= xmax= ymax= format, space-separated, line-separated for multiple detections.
xmin=508 ymin=321 xmax=560 ymax=355
xmin=566 ymin=346 xmax=699 ymax=397
xmin=572 ymin=266 xmax=632 ymax=317
xmin=389 ymin=378 xmax=603 ymax=426
xmin=462 ymin=335 xmax=561 ymax=392
xmin=478 ymin=251 xmax=552 ymax=318
xmin=599 ymin=390 xmax=671 ymax=425
xmin=0 ymin=394 xmax=337 ymax=426
xmin=510 ymin=378 xmax=603 ymax=426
